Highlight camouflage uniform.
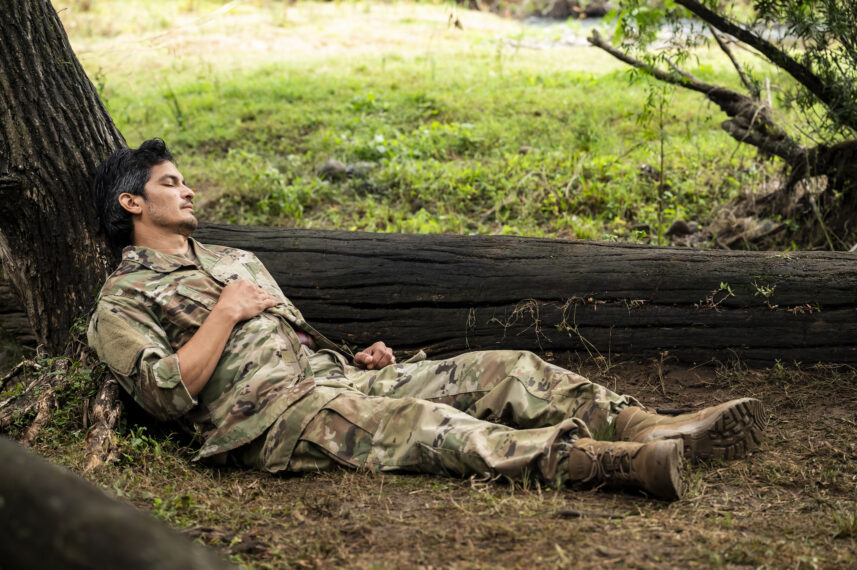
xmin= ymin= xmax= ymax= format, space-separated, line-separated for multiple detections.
xmin=88 ymin=239 xmax=636 ymax=485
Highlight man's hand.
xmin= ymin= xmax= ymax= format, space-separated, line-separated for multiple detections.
xmin=354 ymin=341 xmax=396 ymax=370
xmin=178 ymin=280 xmax=280 ymax=397
xmin=215 ymin=280 xmax=280 ymax=324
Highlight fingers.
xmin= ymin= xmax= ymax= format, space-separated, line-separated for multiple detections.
xmin=354 ymin=351 xmax=372 ymax=369
xmin=257 ymin=288 xmax=279 ymax=307
xmin=372 ymin=345 xmax=396 ymax=368
xmin=217 ymin=280 xmax=281 ymax=322
xmin=354 ymin=342 xmax=396 ymax=370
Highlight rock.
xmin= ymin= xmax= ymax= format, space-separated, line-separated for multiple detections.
xmin=318 ymin=159 xmax=347 ymax=181
xmin=638 ymin=164 xmax=660 ymax=181
xmin=518 ymin=146 xmax=532 ymax=155
xmin=539 ymin=0 xmax=616 ymax=19
xmin=665 ymin=220 xmax=699 ymax=237
xmin=579 ymin=0 xmax=616 ymax=18
xmin=541 ymin=0 xmax=572 ymax=19
xmin=346 ymin=162 xmax=374 ymax=179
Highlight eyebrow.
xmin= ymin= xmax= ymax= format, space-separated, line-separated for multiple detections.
xmin=158 ymin=174 xmax=184 ymax=185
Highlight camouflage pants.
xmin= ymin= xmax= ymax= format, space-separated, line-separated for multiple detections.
xmin=239 ymin=350 xmax=637 ymax=485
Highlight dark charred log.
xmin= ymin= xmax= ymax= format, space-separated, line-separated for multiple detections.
xmin=193 ymin=225 xmax=857 ymax=366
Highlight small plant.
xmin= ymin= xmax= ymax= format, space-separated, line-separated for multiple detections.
xmin=752 ymin=281 xmax=778 ymax=309
xmin=832 ymin=507 xmax=857 ymax=539
xmin=163 ymin=81 xmax=185 ymax=128
xmin=695 ymin=281 xmax=735 ymax=311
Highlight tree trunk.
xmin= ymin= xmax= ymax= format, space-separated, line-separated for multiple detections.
xmin=0 ymin=0 xmax=124 ymax=352
xmin=195 ymin=224 xmax=857 ymax=365
xmin=0 ymin=267 xmax=36 ymax=347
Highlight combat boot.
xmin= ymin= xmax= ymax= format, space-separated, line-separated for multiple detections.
xmin=614 ymin=398 xmax=765 ymax=462
xmin=566 ymin=438 xmax=683 ymax=500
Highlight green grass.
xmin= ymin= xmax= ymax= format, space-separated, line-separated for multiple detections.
xmin=106 ymin=56 xmax=772 ymax=240
xmin=64 ymin=0 xmax=781 ymax=243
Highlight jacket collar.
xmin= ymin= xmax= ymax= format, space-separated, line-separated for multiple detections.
xmin=121 ymin=237 xmax=223 ymax=273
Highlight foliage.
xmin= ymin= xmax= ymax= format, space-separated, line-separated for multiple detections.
xmin=610 ymin=0 xmax=857 ymax=146
xmin=754 ymin=0 xmax=857 ymax=141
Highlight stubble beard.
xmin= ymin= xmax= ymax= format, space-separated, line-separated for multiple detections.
xmin=177 ymin=215 xmax=198 ymax=237
xmin=146 ymin=201 xmax=198 ymax=237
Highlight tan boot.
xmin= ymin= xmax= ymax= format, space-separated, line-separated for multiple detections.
xmin=615 ymin=398 xmax=766 ymax=461
xmin=567 ymin=438 xmax=684 ymax=500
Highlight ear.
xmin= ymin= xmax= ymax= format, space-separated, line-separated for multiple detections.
xmin=117 ymin=192 xmax=144 ymax=215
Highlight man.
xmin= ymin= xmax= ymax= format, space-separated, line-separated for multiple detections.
xmin=88 ymin=139 xmax=765 ymax=501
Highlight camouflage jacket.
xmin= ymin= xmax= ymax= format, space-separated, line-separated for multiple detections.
xmin=87 ymin=238 xmax=345 ymax=459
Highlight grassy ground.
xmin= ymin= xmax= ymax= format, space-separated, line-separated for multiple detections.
xmin=60 ymin=0 xmax=781 ymax=243
xmin=33 ymin=355 xmax=857 ymax=568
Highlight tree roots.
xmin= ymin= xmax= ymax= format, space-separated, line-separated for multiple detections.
xmin=0 ymin=342 xmax=122 ymax=471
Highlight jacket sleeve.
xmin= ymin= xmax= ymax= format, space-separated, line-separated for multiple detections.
xmin=87 ymin=295 xmax=197 ymax=421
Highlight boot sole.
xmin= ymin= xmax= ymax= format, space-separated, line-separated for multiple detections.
xmin=647 ymin=439 xmax=684 ymax=500
xmin=642 ymin=398 xmax=766 ymax=461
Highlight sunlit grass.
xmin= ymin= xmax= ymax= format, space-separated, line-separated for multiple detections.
xmin=60 ymin=0 xmax=783 ymax=241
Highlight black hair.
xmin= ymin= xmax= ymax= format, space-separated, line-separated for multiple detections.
xmin=91 ymin=138 xmax=173 ymax=249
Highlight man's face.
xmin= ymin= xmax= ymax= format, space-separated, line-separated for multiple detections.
xmin=139 ymin=161 xmax=198 ymax=236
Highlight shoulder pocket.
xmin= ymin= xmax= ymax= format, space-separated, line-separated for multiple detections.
xmin=91 ymin=310 xmax=154 ymax=376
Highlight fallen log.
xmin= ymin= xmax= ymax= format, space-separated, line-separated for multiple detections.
xmin=0 ymin=436 xmax=235 ymax=569
xmin=194 ymin=224 xmax=857 ymax=365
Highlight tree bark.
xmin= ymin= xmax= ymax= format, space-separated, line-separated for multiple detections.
xmin=194 ymin=225 xmax=857 ymax=366
xmin=0 ymin=436 xmax=235 ymax=570
xmin=0 ymin=267 xmax=36 ymax=347
xmin=0 ymin=0 xmax=124 ymax=352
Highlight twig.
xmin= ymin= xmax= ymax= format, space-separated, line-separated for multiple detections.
xmin=709 ymin=26 xmax=759 ymax=98
xmin=555 ymin=509 xmax=625 ymax=519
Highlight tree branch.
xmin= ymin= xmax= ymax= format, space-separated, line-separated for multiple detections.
xmin=674 ymin=0 xmax=848 ymax=129
xmin=587 ymin=30 xmax=803 ymax=162
xmin=709 ymin=26 xmax=759 ymax=98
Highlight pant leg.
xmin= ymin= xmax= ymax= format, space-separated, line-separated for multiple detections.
xmin=319 ymin=350 xmax=636 ymax=435
xmin=281 ymin=390 xmax=585 ymax=485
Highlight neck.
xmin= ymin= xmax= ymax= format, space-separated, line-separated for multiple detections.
xmin=132 ymin=227 xmax=191 ymax=255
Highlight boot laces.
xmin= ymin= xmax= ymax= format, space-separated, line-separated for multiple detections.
xmin=599 ymin=450 xmax=632 ymax=480
xmin=579 ymin=445 xmax=632 ymax=482
xmin=593 ymin=449 xmax=631 ymax=481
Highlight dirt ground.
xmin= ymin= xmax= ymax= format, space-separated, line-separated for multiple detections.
xmin=52 ymin=355 xmax=856 ymax=569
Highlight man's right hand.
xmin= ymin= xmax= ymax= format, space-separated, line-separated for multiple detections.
xmin=178 ymin=280 xmax=281 ymax=397
xmin=214 ymin=280 xmax=280 ymax=324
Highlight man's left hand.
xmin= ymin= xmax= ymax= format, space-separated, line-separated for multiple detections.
xmin=354 ymin=341 xmax=396 ymax=370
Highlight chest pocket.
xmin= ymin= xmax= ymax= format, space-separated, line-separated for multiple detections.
xmin=163 ymin=284 xmax=217 ymax=334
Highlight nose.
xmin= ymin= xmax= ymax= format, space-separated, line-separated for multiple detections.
xmin=182 ymin=184 xmax=195 ymax=199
